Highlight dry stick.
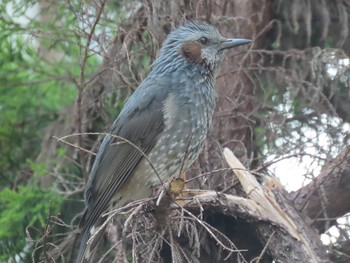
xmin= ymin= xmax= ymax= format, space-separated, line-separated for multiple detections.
xmin=122 ymin=204 xmax=144 ymax=262
xmin=255 ymin=152 xmax=325 ymax=173
xmin=332 ymin=249 xmax=350 ymax=260
xmin=297 ymin=146 xmax=350 ymax=214
xmin=253 ymin=231 xmax=275 ymax=263
xmin=103 ymin=197 xmax=156 ymax=218
xmin=156 ymin=188 xmax=167 ymax=206
xmin=147 ymin=233 xmax=166 ymax=263
xmin=96 ymin=239 xmax=123 ymax=263
xmin=53 ymin=136 xmax=96 ymax=156
xmin=85 ymin=199 xmax=157 ymax=259
xmin=55 ymin=132 xmax=163 ymax=184
xmin=180 ymin=206 xmax=248 ymax=260
xmin=185 ymin=168 xmax=232 ymax=183
xmin=194 ymin=197 xmax=204 ymax=220
xmin=75 ymin=0 xmax=108 ymax=180
xmin=177 ymin=207 xmax=185 ymax=237
xmin=95 ymin=206 xmax=143 ymax=263
xmin=169 ymin=228 xmax=177 ymax=263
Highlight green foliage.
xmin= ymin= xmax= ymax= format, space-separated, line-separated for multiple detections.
xmin=0 ymin=34 xmax=77 ymax=187
xmin=0 ymin=0 xmax=100 ymax=260
xmin=0 ymin=185 xmax=64 ymax=261
xmin=0 ymin=0 xmax=101 ymax=186
xmin=27 ymin=160 xmax=47 ymax=178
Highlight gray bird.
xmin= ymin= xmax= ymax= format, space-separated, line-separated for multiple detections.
xmin=76 ymin=21 xmax=251 ymax=263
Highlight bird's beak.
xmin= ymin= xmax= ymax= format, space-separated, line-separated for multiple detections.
xmin=219 ymin=38 xmax=252 ymax=50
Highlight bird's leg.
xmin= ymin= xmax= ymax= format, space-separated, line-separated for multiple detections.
xmin=169 ymin=176 xmax=186 ymax=198
xmin=174 ymin=172 xmax=190 ymax=206
xmin=155 ymin=176 xmax=185 ymax=207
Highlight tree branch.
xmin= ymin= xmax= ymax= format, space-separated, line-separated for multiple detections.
xmin=290 ymin=145 xmax=350 ymax=233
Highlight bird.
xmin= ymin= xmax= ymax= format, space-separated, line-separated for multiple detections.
xmin=75 ymin=21 xmax=251 ymax=263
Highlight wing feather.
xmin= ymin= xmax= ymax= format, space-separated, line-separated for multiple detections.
xmin=80 ymin=84 xmax=168 ymax=231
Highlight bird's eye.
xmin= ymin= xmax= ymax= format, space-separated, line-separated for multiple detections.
xmin=198 ymin=37 xmax=208 ymax=45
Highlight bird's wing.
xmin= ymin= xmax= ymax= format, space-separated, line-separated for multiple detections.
xmin=81 ymin=82 xmax=168 ymax=231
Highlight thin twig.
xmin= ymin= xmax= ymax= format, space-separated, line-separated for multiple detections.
xmin=180 ymin=206 xmax=248 ymax=258
xmin=53 ymin=136 xmax=96 ymax=156
xmin=75 ymin=0 xmax=108 ymax=180
xmin=253 ymin=231 xmax=275 ymax=263
xmin=55 ymin=132 xmax=163 ymax=184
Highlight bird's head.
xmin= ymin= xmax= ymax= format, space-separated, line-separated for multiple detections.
xmin=152 ymin=21 xmax=251 ymax=74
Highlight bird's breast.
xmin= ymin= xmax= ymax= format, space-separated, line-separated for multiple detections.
xmin=144 ymin=76 xmax=216 ymax=185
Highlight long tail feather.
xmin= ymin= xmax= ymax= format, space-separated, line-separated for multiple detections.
xmin=76 ymin=224 xmax=108 ymax=263
xmin=75 ymin=229 xmax=91 ymax=263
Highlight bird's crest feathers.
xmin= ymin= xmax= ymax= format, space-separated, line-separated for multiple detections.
xmin=152 ymin=21 xmax=226 ymax=74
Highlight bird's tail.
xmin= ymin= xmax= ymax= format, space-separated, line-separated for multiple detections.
xmin=75 ymin=228 xmax=91 ymax=263
xmin=75 ymin=224 xmax=107 ymax=263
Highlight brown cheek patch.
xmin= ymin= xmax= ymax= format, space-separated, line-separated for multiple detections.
xmin=181 ymin=41 xmax=205 ymax=64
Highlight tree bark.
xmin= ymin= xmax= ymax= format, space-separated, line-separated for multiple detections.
xmin=291 ymin=146 xmax=350 ymax=233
